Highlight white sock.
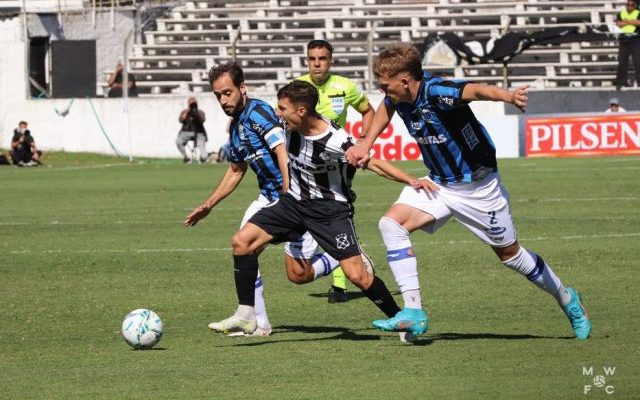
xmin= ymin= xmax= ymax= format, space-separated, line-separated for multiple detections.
xmin=253 ymin=272 xmax=270 ymax=329
xmin=502 ymin=247 xmax=571 ymax=306
xmin=379 ymin=217 xmax=422 ymax=309
xmin=235 ymin=304 xmax=255 ymax=320
xmin=310 ymin=252 xmax=341 ymax=280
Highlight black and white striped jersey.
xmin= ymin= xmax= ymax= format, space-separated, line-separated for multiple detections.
xmin=286 ymin=119 xmax=357 ymax=203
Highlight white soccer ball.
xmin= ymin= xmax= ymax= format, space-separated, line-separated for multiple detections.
xmin=121 ymin=309 xmax=163 ymax=349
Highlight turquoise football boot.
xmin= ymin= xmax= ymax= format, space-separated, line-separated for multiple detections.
xmin=562 ymin=287 xmax=591 ymax=340
xmin=372 ymin=308 xmax=429 ymax=336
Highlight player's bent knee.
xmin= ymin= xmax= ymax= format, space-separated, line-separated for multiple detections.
xmin=341 ymin=260 xmax=371 ymax=289
xmin=493 ymin=241 xmax=520 ymax=262
xmin=231 ymin=232 xmax=252 ymax=255
xmin=285 ymin=256 xmax=313 ymax=284
xmin=378 ymin=216 xmax=409 ymax=243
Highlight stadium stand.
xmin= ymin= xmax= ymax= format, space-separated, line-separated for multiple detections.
xmin=110 ymin=0 xmax=631 ymax=96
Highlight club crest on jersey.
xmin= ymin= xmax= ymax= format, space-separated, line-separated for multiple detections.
xmin=411 ymin=121 xmax=423 ymax=130
xmin=418 ymin=108 xmax=435 ymax=123
xmin=335 ymin=233 xmax=350 ymax=250
xmin=238 ymin=125 xmax=248 ymax=141
xmin=319 ymin=152 xmax=330 ymax=161
xmin=331 ymin=96 xmax=345 ymax=115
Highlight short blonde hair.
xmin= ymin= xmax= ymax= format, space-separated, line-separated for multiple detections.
xmin=373 ymin=42 xmax=423 ymax=80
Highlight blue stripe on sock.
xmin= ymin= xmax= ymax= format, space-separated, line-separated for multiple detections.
xmin=311 ymin=253 xmax=332 ymax=276
xmin=387 ymin=247 xmax=414 ymax=262
xmin=255 ymin=275 xmax=264 ymax=288
xmin=526 ymin=254 xmax=546 ymax=281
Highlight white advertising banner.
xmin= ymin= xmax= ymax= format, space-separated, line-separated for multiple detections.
xmin=2 ymin=94 xmax=519 ymax=160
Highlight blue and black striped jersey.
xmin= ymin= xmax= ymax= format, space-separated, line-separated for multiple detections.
xmin=385 ymin=72 xmax=497 ymax=183
xmin=229 ymin=98 xmax=285 ymax=201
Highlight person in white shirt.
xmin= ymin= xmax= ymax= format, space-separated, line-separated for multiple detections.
xmin=605 ymin=98 xmax=627 ymax=113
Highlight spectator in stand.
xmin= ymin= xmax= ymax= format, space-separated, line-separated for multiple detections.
xmin=10 ymin=121 xmax=42 ymax=167
xmin=615 ymin=0 xmax=640 ymax=90
xmin=107 ymin=60 xmax=139 ymax=98
xmin=605 ymin=98 xmax=627 ymax=113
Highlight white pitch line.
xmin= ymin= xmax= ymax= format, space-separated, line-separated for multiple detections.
xmin=516 ymin=196 xmax=638 ymax=203
xmin=1 ymin=195 xmax=637 ymax=226
xmin=8 ymin=232 xmax=639 ymax=255
xmin=3 ymin=163 xmax=138 ymax=173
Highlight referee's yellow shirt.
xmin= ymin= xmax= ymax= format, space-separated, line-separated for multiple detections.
xmin=296 ymin=74 xmax=370 ymax=128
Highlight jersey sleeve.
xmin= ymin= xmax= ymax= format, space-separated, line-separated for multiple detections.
xmin=345 ymin=80 xmax=370 ymax=113
xmin=426 ymin=78 xmax=470 ymax=111
xmin=263 ymin=127 xmax=285 ymax=150
xmin=249 ymin=103 xmax=283 ymax=140
xmin=228 ymin=144 xmax=242 ymax=163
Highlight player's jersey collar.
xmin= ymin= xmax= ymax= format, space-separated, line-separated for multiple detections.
xmin=236 ymin=97 xmax=253 ymax=122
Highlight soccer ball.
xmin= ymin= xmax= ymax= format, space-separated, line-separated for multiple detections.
xmin=121 ymin=309 xmax=163 ymax=349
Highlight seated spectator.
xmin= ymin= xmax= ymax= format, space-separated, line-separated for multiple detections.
xmin=605 ymin=98 xmax=627 ymax=113
xmin=11 ymin=121 xmax=42 ymax=166
xmin=108 ymin=60 xmax=138 ymax=98
xmin=176 ymin=97 xmax=208 ymax=163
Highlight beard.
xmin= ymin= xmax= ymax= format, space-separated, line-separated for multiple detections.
xmin=222 ymin=106 xmax=235 ymax=116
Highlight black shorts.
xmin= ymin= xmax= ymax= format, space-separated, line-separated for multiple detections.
xmin=248 ymin=193 xmax=361 ymax=261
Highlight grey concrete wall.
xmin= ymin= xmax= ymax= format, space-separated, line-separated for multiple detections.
xmin=506 ymin=90 xmax=640 ymax=115
xmin=59 ymin=10 xmax=135 ymax=94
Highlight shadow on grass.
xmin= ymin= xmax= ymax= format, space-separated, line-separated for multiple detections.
xmin=432 ymin=332 xmax=573 ymax=340
xmin=307 ymin=290 xmax=401 ymax=301
xmin=222 ymin=325 xmax=382 ymax=347
xmin=400 ymin=332 xmax=575 ymax=346
xmin=131 ymin=347 xmax=168 ymax=351
xmin=221 ymin=329 xmax=574 ymax=347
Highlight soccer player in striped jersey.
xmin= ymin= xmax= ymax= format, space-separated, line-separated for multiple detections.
xmin=346 ymin=42 xmax=591 ymax=341
xmin=295 ymin=39 xmax=376 ymax=303
xmin=211 ymin=80 xmax=435 ymax=334
xmin=184 ymin=65 xmax=373 ymax=336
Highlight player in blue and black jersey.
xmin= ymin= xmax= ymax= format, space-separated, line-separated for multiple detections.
xmin=347 ymin=42 xmax=591 ymax=341
xmin=183 ymin=64 xmax=373 ymax=336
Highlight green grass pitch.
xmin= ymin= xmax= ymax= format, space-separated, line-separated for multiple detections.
xmin=1 ymin=153 xmax=638 ymax=399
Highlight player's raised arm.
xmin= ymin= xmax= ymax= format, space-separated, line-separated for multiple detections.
xmin=346 ymin=100 xmax=395 ymax=166
xmin=461 ymin=83 xmax=529 ymax=113
xmin=183 ymin=162 xmax=248 ymax=226
xmin=364 ymin=158 xmax=438 ymax=192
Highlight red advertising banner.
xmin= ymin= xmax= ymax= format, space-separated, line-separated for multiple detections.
xmin=344 ymin=121 xmax=422 ymax=161
xmin=525 ymin=114 xmax=640 ymax=157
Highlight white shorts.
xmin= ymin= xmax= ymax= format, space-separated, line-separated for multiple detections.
xmin=394 ymin=173 xmax=517 ymax=247
xmin=241 ymin=194 xmax=319 ymax=259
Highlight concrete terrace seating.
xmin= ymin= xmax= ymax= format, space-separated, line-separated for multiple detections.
xmin=125 ymin=0 xmax=629 ymax=96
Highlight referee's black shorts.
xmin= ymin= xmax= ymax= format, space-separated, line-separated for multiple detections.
xmin=248 ymin=193 xmax=361 ymax=261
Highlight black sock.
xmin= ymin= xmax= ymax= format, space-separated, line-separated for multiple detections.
xmin=233 ymin=254 xmax=259 ymax=306
xmin=362 ymin=276 xmax=401 ymax=317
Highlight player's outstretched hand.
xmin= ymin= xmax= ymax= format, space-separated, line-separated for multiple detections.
xmin=510 ymin=85 xmax=529 ymax=113
xmin=410 ymin=177 xmax=439 ymax=193
xmin=184 ymin=204 xmax=211 ymax=227
xmin=346 ymin=143 xmax=370 ymax=167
